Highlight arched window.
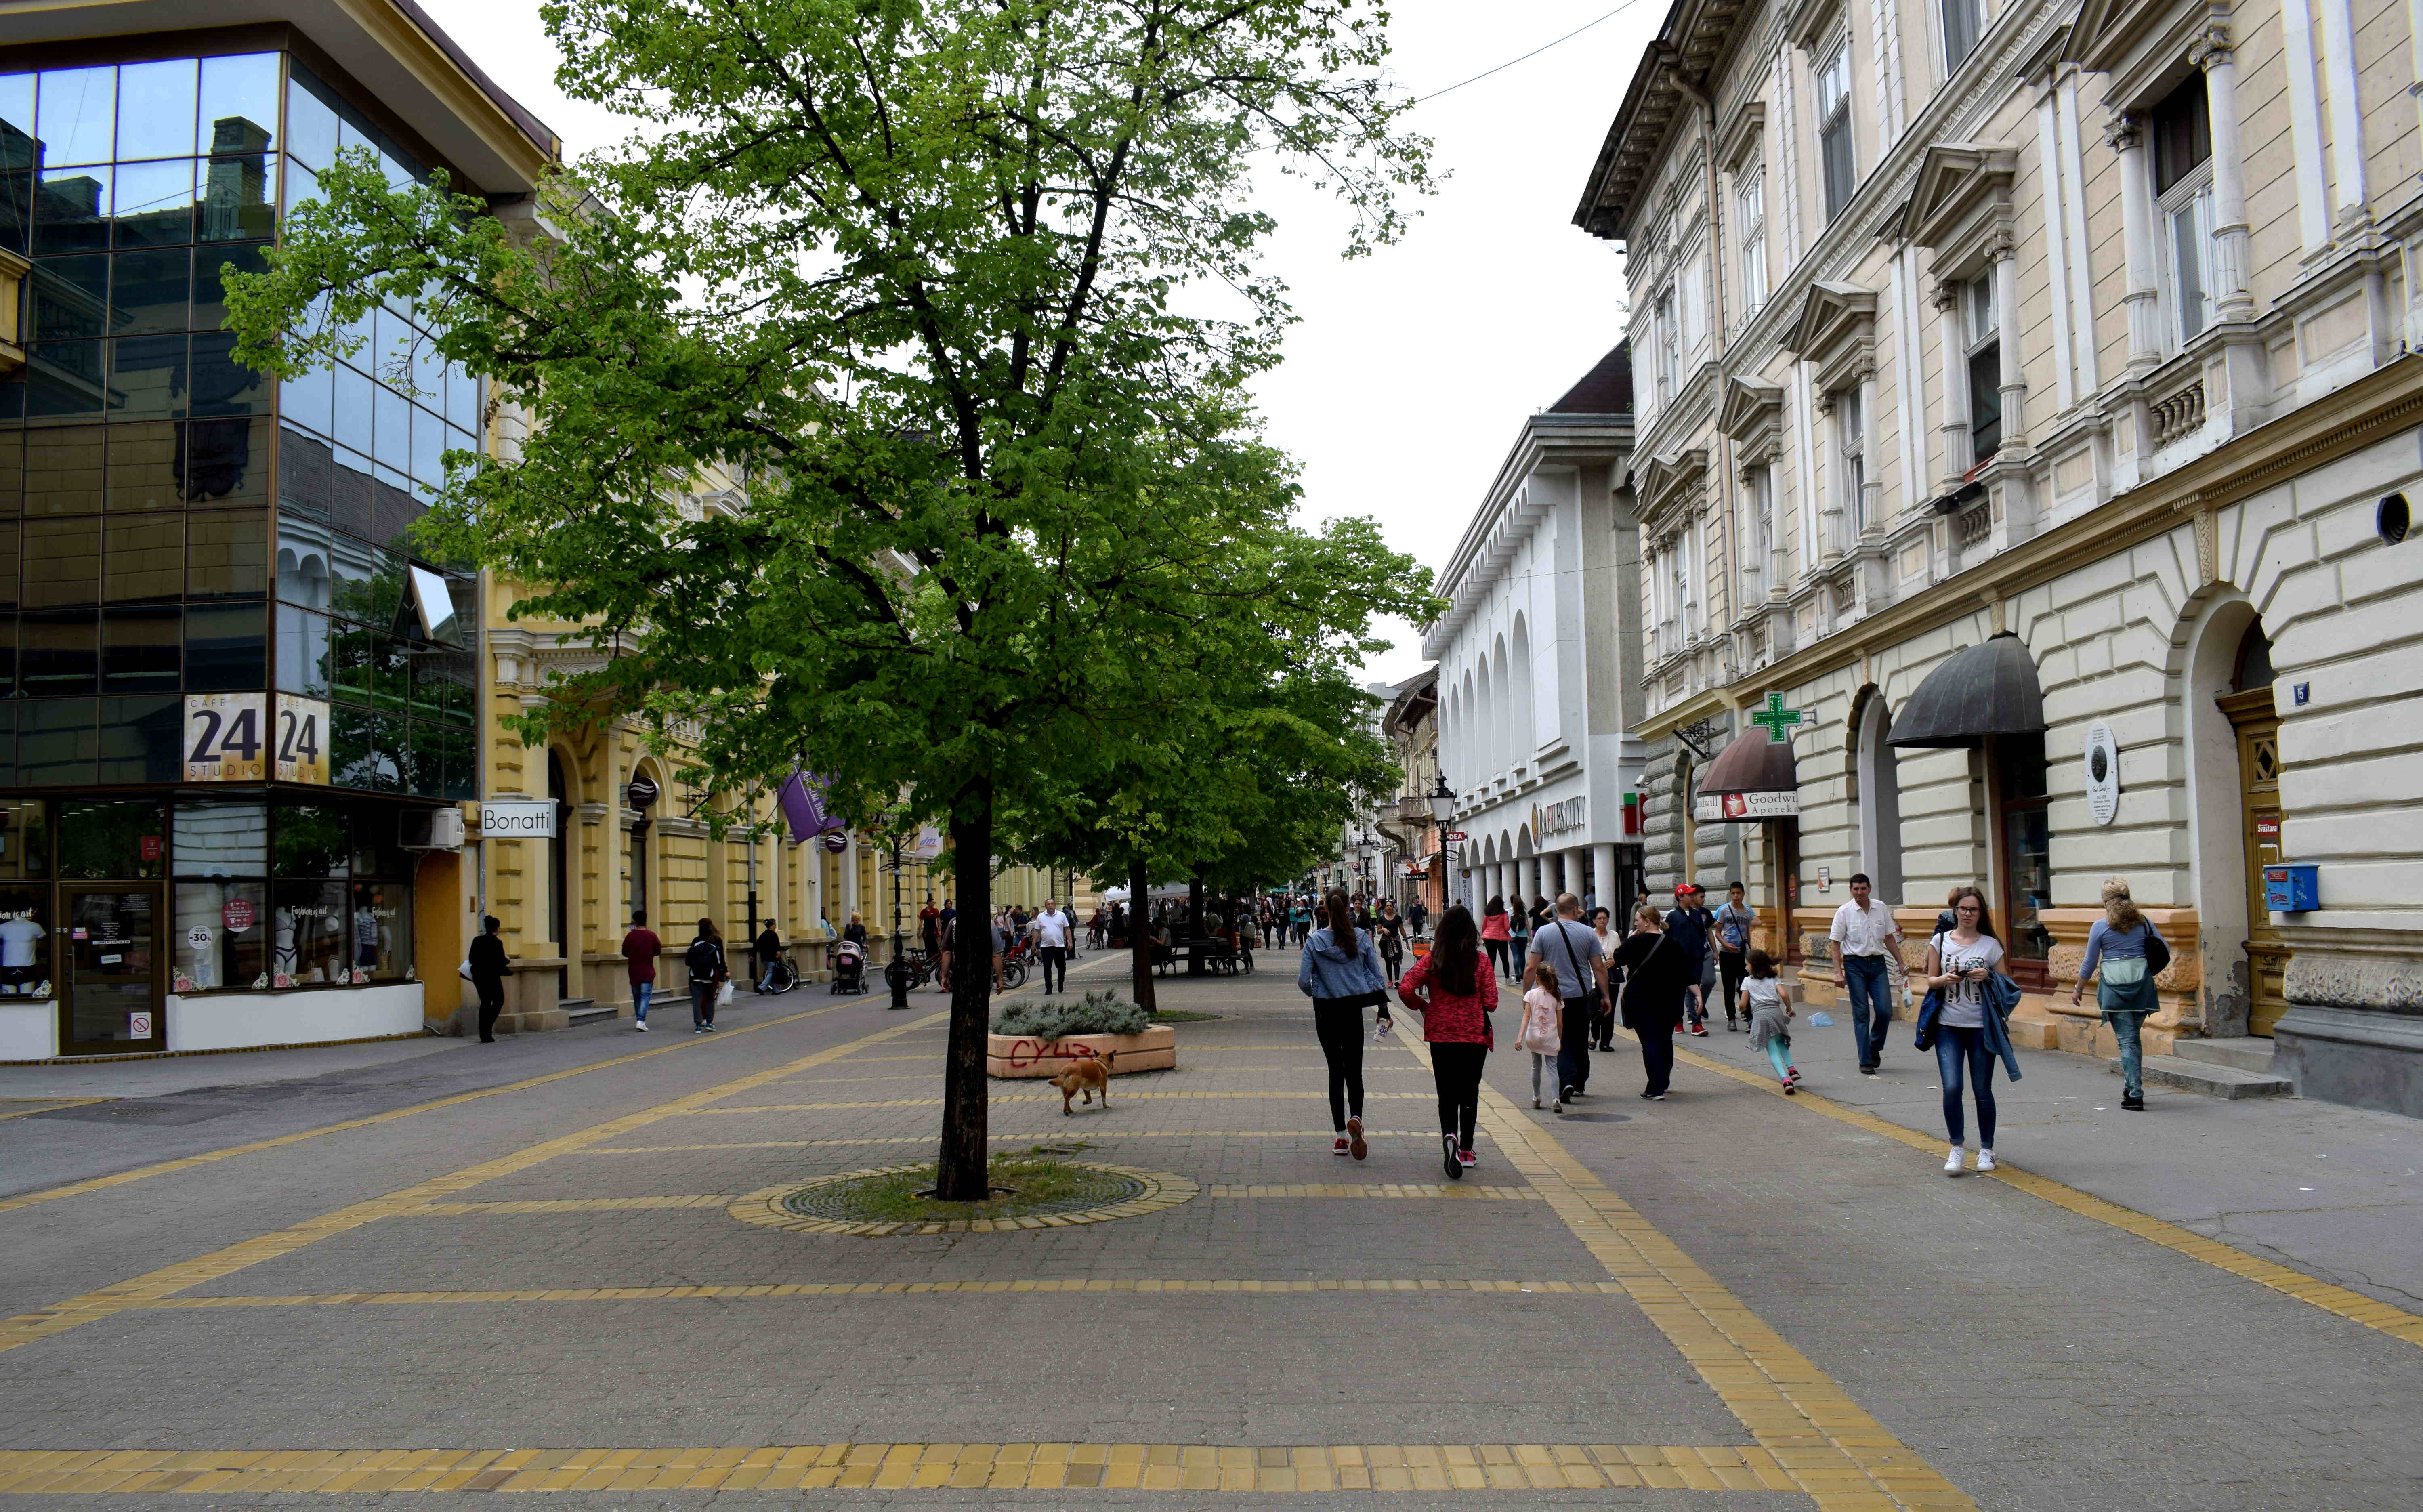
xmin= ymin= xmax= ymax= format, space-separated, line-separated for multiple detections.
xmin=1854 ymin=695 xmax=1904 ymax=903
xmin=1509 ymin=613 xmax=1537 ymax=768
xmin=1491 ymin=633 xmax=1512 ymax=775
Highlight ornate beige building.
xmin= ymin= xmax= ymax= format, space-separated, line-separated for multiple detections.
xmin=1579 ymin=0 xmax=2423 ymax=1112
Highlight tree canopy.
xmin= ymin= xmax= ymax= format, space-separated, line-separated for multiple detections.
xmin=227 ymin=0 xmax=1437 ymax=1197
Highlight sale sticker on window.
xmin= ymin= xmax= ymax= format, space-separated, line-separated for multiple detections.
xmin=275 ymin=695 xmax=331 ymax=786
xmin=185 ymin=693 xmax=269 ymax=782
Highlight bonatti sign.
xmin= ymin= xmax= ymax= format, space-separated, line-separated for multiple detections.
xmin=480 ymin=800 xmax=559 ymax=838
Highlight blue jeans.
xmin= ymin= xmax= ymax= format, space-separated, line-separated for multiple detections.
xmin=1842 ymin=955 xmax=1892 ymax=1067
xmin=2105 ymin=1009 xmax=2147 ymax=1098
xmin=631 ymin=981 xmax=652 ymax=1023
xmin=1934 ymin=1025 xmax=1998 ymax=1147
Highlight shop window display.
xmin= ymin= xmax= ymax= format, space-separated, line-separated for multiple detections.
xmin=271 ymin=877 xmax=344 ymax=986
xmin=0 ymin=798 xmax=52 ymax=1000
xmin=173 ymin=878 xmax=265 ymax=991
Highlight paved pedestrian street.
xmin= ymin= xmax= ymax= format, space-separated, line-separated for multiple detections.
xmin=2 ymin=951 xmax=2419 ymax=1510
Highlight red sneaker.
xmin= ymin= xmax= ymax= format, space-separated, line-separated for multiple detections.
xmin=1331 ymin=1135 xmax=1351 ymax=1156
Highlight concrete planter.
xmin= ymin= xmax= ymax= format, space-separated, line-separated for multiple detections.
xmin=986 ymin=1024 xmax=1176 ymax=1079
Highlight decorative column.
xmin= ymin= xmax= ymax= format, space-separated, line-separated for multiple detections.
xmin=2194 ymin=29 xmax=2255 ymax=320
xmin=1591 ymin=842 xmax=1619 ymax=912
xmin=1991 ymin=231 xmax=2026 ymax=450
xmin=1935 ymin=278 xmax=1970 ymax=483
xmin=1856 ymin=358 xmax=1885 ymax=530
xmin=2109 ymin=113 xmax=2164 ymax=374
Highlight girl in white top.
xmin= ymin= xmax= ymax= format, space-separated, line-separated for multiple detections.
xmin=1923 ymin=886 xmax=2014 ymax=1176
xmin=1735 ymin=948 xmax=1798 ymax=1092
xmin=1588 ymin=907 xmax=1618 ymax=1051
xmin=1519 ymin=963 xmax=1564 ymax=1112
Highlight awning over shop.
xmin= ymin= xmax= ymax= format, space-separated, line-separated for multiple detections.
xmin=1887 ymin=631 xmax=2047 ymax=748
xmin=1694 ymin=731 xmax=1800 ymax=822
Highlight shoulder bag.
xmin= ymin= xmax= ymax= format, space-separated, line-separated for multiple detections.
xmin=1547 ymin=921 xmax=1603 ymax=1013
xmin=2142 ymin=924 xmax=2171 ymax=979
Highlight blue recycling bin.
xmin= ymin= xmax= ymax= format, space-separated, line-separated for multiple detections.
xmin=2262 ymin=864 xmax=2320 ymax=912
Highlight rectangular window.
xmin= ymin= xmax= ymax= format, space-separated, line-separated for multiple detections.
xmin=1817 ymin=44 xmax=1856 ymax=221
xmin=1942 ymin=0 xmax=1984 ymax=70
xmin=2153 ymin=74 xmax=2215 ymax=348
xmin=1837 ymin=386 xmax=1866 ymax=536
xmin=1736 ymin=167 xmax=1768 ymax=314
xmin=1965 ymin=274 xmax=2001 ymax=462
xmin=1655 ymin=289 xmax=1679 ymax=403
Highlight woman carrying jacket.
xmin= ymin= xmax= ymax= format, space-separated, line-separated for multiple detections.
xmin=1396 ymin=903 xmax=1497 ymax=1179
xmin=1295 ymin=887 xmax=1393 ymax=1160
xmin=1480 ymin=896 xmax=1511 ymax=973
xmin=2072 ymin=877 xmax=2164 ymax=1113
xmin=1921 ymin=886 xmax=2016 ymax=1174
xmin=1608 ymin=904 xmax=1691 ymax=1100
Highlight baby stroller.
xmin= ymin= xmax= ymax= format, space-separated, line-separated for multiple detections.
xmin=827 ymin=939 xmax=868 ymax=995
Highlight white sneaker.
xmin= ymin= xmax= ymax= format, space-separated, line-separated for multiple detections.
xmin=1976 ymin=1149 xmax=1997 ymax=1173
xmin=1943 ymin=1146 xmax=1965 ymax=1176
xmin=635 ymin=1021 xmax=649 ymax=1032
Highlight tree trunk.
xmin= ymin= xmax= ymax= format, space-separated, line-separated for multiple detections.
xmin=1129 ymin=855 xmax=1156 ymax=1013
xmin=935 ymin=792 xmax=993 ymax=1202
xmin=1185 ymin=869 xmax=1206 ymax=975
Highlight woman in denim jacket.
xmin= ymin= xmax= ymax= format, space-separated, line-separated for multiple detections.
xmin=1297 ymin=887 xmax=1393 ymax=1159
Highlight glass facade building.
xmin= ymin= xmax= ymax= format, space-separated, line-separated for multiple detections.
xmin=0 ymin=42 xmax=481 ymax=1055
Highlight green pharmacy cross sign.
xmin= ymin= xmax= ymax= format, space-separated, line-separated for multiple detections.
xmin=1750 ymin=692 xmax=1807 ymax=744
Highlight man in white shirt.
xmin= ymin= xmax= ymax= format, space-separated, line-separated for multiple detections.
xmin=1829 ymin=873 xmax=1904 ymax=1075
xmin=1032 ymin=899 xmax=1072 ymax=994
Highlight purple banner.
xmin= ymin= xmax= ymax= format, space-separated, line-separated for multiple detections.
xmin=779 ymin=770 xmax=843 ymax=843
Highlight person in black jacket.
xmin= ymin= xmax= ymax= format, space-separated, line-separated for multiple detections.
xmin=754 ymin=922 xmax=783 ymax=993
xmin=467 ymin=915 xmax=510 ymax=1043
xmin=1610 ymin=904 xmax=1692 ymax=1100
xmin=686 ymin=919 xmax=728 ymax=1033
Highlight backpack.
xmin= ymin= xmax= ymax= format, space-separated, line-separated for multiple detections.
xmin=685 ymin=936 xmax=721 ymax=979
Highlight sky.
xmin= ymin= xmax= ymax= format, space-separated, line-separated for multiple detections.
xmin=414 ymin=0 xmax=1667 ymax=687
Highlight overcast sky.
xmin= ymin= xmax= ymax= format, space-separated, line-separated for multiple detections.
xmin=417 ymin=0 xmax=1665 ymax=687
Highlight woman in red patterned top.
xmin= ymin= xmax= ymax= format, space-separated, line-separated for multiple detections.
xmin=1397 ymin=903 xmax=1498 ymax=1181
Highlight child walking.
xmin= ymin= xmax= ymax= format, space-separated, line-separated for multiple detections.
xmin=1520 ymin=963 xmax=1565 ymax=1113
xmin=1738 ymin=949 xmax=1800 ymax=1093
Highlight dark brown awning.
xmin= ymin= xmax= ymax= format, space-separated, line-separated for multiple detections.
xmin=1694 ymin=731 xmax=1799 ymax=822
xmin=1888 ymin=632 xmax=2047 ymax=748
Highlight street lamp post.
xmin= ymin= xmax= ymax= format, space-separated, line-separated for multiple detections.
xmin=1427 ymin=775 xmax=1459 ymax=913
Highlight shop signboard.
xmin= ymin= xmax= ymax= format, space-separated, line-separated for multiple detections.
xmin=1694 ymin=790 xmax=1800 ymax=821
xmin=821 ymin=832 xmax=850 ymax=853
xmin=275 ymin=695 xmax=330 ymax=785
xmin=184 ymin=693 xmax=268 ymax=782
xmin=481 ymin=800 xmax=559 ymax=839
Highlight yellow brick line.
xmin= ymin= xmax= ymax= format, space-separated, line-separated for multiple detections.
xmin=0 ymin=1001 xmax=865 ymax=1216
xmin=133 ymin=1279 xmax=1630 ymax=1309
xmin=0 ymin=1442 xmax=1797 ymax=1494
xmin=0 ymin=1013 xmax=947 ymax=1357
xmin=695 ymin=1092 xmax=1436 ymax=1112
xmin=0 ymin=1097 xmax=111 ymax=1121
xmin=1655 ymin=1034 xmax=2423 ymax=1350
xmin=1400 ymin=1035 xmax=1976 ymax=1512
xmin=1204 ymin=1184 xmax=1537 ymax=1199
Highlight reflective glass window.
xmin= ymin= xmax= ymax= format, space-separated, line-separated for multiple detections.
xmin=24 ymin=426 xmax=104 ymax=515
xmin=443 ymin=362 xmax=478 ymax=433
xmin=330 ymin=448 xmax=373 ymax=539
xmin=115 ymin=59 xmax=198 ymax=161
xmin=33 ymin=166 xmax=110 ymax=255
xmin=271 ymin=801 xmax=346 ymax=876
xmin=173 ymin=800 xmax=268 ymax=876
xmin=174 ymin=880 xmax=267 ymax=990
xmin=111 ymin=159 xmax=197 ymax=247
xmin=0 ymin=794 xmax=52 ymax=880
xmin=277 ymin=426 xmax=332 ymax=518
xmin=0 ymin=73 xmax=32 ymax=144
xmin=35 ymin=68 xmax=115 ymax=167
xmin=199 ymin=155 xmax=273 ymax=242
xmin=101 ymin=608 xmax=178 ymax=690
xmin=332 ymin=363 xmax=372 ymax=454
xmin=0 ymin=169 xmax=31 ymax=256
xmin=25 ymin=256 xmax=108 ymax=343
xmin=279 ymin=157 xmax=318 ymax=219
xmin=104 ymin=422 xmax=180 ymax=511
xmin=22 ymin=519 xmax=99 ymax=607
xmin=25 ymin=339 xmax=105 ymax=416
xmin=198 ymin=55 xmax=279 ymax=158
xmin=182 ymin=599 xmax=264 ymax=690
xmin=188 ymin=511 xmax=265 ymax=597
xmin=187 ymin=331 xmax=267 ymax=415
xmin=193 ymin=240 xmax=267 ymax=328
xmin=20 ymin=612 xmax=97 ymax=695
xmin=107 ymin=333 xmax=185 ymax=420
xmin=281 ymin=360 xmax=333 ymax=437
xmin=0 ymin=525 xmax=16 ymax=611
xmin=410 ymin=402 xmax=445 ymax=486
xmin=273 ymin=879 xmax=345 ymax=985
xmin=331 ymin=703 xmax=400 ymax=791
xmin=350 ymin=880 xmax=411 ymax=980
xmin=97 ymin=693 xmax=179 ymax=781
xmin=372 ymin=383 xmax=408 ymax=472
xmin=102 ymin=515 xmax=182 ymax=600
xmin=112 ymin=247 xmax=191 ymax=333
xmin=57 ymin=797 xmax=165 ymax=880
xmin=0 ymin=431 xmax=17 ymax=519
xmin=284 ymin=74 xmax=337 ymax=169
xmin=182 ymin=417 xmax=265 ymax=504
xmin=16 ymin=698 xmax=98 ymax=786
xmin=274 ymin=604 xmax=330 ymax=697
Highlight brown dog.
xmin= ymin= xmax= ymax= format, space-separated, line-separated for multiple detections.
xmin=1048 ymin=1051 xmax=1116 ymax=1115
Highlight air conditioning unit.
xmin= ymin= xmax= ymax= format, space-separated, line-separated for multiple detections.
xmin=400 ymin=808 xmax=467 ymax=850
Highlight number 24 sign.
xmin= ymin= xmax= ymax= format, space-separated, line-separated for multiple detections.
xmin=182 ymin=695 xmax=330 ymax=785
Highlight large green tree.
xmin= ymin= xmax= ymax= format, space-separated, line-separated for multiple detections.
xmin=229 ymin=0 xmax=1430 ymax=1199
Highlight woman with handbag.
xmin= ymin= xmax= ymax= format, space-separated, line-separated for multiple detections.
xmin=1608 ymin=904 xmax=1690 ymax=1100
xmin=1397 ymin=904 xmax=1497 ymax=1176
xmin=684 ymin=918 xmax=729 ymax=1033
xmin=1922 ymin=887 xmax=2014 ymax=1173
xmin=1296 ymin=886 xmax=1393 ymax=1160
xmin=2072 ymin=878 xmax=2166 ymax=1112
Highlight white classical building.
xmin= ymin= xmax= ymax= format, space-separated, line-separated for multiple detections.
xmin=1427 ymin=348 xmax=1646 ymax=918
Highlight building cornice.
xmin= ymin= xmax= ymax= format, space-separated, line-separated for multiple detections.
xmin=1423 ymin=413 xmax=1635 ymax=660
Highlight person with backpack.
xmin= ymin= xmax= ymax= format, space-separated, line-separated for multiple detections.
xmin=621 ymin=910 xmax=661 ymax=1031
xmin=1295 ymin=886 xmax=1393 ymax=1161
xmin=1526 ymin=893 xmax=1609 ymax=1105
xmin=1713 ymin=882 xmax=1755 ymax=1032
xmin=2071 ymin=877 xmax=2167 ymax=1113
xmin=684 ymin=919 xmax=729 ymax=1033
xmin=1396 ymin=903 xmax=1496 ymax=1178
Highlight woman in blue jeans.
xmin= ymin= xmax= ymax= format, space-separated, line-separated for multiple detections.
xmin=1923 ymin=887 xmax=2011 ymax=1176
xmin=2072 ymin=878 xmax=2163 ymax=1113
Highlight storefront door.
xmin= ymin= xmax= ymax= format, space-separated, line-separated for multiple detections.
xmin=60 ymin=886 xmax=164 ymax=1054
xmin=2219 ymin=687 xmax=2291 ymax=1035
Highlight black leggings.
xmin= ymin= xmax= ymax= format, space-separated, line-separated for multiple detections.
xmin=1432 ymin=1042 xmax=1487 ymax=1152
xmin=1312 ymin=999 xmax=1367 ymax=1130
xmin=1484 ymin=938 xmax=1510 ymax=973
